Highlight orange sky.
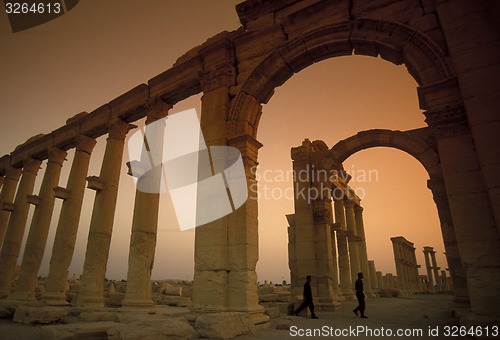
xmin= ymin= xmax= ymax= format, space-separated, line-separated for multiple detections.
xmin=0 ymin=1 xmax=446 ymax=282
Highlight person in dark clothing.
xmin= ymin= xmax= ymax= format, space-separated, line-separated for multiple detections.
xmin=293 ymin=275 xmax=318 ymax=319
xmin=353 ymin=272 xmax=368 ymax=318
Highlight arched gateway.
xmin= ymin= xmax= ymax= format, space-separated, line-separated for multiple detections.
xmin=0 ymin=0 xmax=499 ymax=325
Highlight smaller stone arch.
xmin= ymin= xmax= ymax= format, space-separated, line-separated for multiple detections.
xmin=328 ymin=127 xmax=469 ymax=303
xmin=329 ymin=128 xmax=441 ymax=179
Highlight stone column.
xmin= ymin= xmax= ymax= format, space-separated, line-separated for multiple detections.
xmin=427 ymin=178 xmax=468 ymax=302
xmin=391 ymin=237 xmax=408 ymax=295
xmin=441 ymin=270 xmax=451 ymax=291
xmin=330 ymin=227 xmax=341 ymax=299
xmin=429 ymin=248 xmax=442 ymax=292
xmin=192 ymin=65 xmax=237 ymax=313
xmin=225 ymin=135 xmax=264 ymax=320
xmin=423 ymin=247 xmax=435 ymax=292
xmin=78 ymin=119 xmax=134 ymax=306
xmin=376 ymin=271 xmax=384 ymax=289
xmin=122 ymin=100 xmax=170 ymax=308
xmin=344 ymin=200 xmax=360 ymax=288
xmin=333 ymin=197 xmax=353 ymax=299
xmin=368 ymin=260 xmax=379 ymax=295
xmin=354 ymin=205 xmax=373 ymax=297
xmin=44 ymin=135 xmax=96 ymax=305
xmin=409 ymin=246 xmax=421 ymax=293
xmin=0 ymin=166 xmax=22 ymax=248
xmin=286 ymin=214 xmax=297 ymax=291
xmin=10 ymin=148 xmax=67 ymax=301
xmin=0 ymin=158 xmax=42 ymax=298
xmin=423 ymin=102 xmax=500 ymax=316
xmin=310 ymin=181 xmax=338 ymax=311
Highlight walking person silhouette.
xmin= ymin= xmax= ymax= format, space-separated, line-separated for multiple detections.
xmin=294 ymin=275 xmax=318 ymax=319
xmin=353 ymin=272 xmax=368 ymax=318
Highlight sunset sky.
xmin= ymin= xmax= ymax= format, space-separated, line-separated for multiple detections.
xmin=0 ymin=1 xmax=447 ymax=283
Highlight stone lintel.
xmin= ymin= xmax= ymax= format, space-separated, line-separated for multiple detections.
xmin=148 ymin=56 xmax=202 ymax=104
xmin=198 ymin=32 xmax=236 ymax=70
xmin=53 ymin=186 xmax=71 ymax=200
xmin=109 ymin=84 xmax=150 ymax=123
xmin=86 ymin=176 xmax=105 ymax=192
xmin=27 ymin=194 xmax=41 ymax=206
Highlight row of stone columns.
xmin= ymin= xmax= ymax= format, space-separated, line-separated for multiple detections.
xmin=423 ymin=246 xmax=442 ymax=293
xmin=0 ymin=107 xmax=172 ymax=307
xmin=390 ymin=236 xmax=422 ymax=294
xmin=288 ymin=140 xmax=377 ymax=310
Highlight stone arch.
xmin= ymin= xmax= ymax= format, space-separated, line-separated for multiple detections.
xmin=329 ymin=128 xmax=441 ymax=179
xmin=228 ymin=19 xmax=458 ymax=139
xmin=328 ymin=128 xmax=469 ymax=303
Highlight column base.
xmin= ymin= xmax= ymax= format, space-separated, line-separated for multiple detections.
xmin=7 ymin=292 xmax=36 ymax=302
xmin=76 ymin=293 xmax=105 ymax=307
xmin=341 ymin=289 xmax=355 ymax=300
xmin=43 ymin=292 xmax=69 ymax=306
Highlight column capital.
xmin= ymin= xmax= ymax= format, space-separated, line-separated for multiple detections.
xmin=227 ymin=134 xmax=263 ymax=166
xmin=423 ymin=246 xmax=434 ymax=253
xmin=343 ymin=199 xmax=355 ymax=209
xmin=199 ymin=64 xmax=236 ymax=92
xmin=424 ymin=104 xmax=469 ymax=138
xmin=47 ymin=148 xmax=67 ymax=167
xmin=22 ymin=158 xmax=42 ymax=174
xmin=4 ymin=166 xmax=22 ymax=181
xmin=145 ymin=98 xmax=171 ymax=124
xmin=75 ymin=135 xmax=97 ymax=154
xmin=354 ymin=205 xmax=363 ymax=213
xmin=106 ymin=119 xmax=136 ymax=140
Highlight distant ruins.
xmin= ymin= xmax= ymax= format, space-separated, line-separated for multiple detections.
xmin=286 ymin=139 xmax=453 ymax=312
xmin=0 ymin=0 xmax=499 ymax=335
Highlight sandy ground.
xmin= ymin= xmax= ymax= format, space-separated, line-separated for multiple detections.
xmin=241 ymin=294 xmax=473 ymax=339
xmin=0 ymin=294 xmax=477 ymax=339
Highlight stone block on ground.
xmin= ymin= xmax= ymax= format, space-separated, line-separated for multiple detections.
xmin=259 ymin=293 xmax=278 ymax=302
xmin=164 ymin=286 xmax=182 ymax=296
xmin=108 ymin=317 xmax=194 ymax=340
xmin=195 ymin=312 xmax=255 ymax=339
xmin=13 ymin=306 xmax=69 ymax=324
xmin=0 ymin=301 xmax=17 ymax=318
xmin=79 ymin=310 xmax=119 ymax=322
xmin=107 ymin=293 xmax=125 ymax=307
xmin=40 ymin=321 xmax=119 ymax=340
xmin=177 ymin=297 xmax=192 ymax=307
xmin=379 ymin=288 xmax=400 ymax=298
xmin=158 ymin=295 xmax=180 ymax=306
xmin=263 ymin=306 xmax=281 ymax=319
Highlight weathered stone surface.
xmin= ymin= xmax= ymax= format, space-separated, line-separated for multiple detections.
xmin=379 ymin=288 xmax=400 ymax=298
xmin=13 ymin=306 xmax=69 ymax=324
xmin=40 ymin=321 xmax=119 ymax=340
xmin=108 ymin=317 xmax=194 ymax=340
xmin=195 ymin=312 xmax=255 ymax=339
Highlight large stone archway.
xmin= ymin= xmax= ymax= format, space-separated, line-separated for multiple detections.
xmin=0 ymin=0 xmax=499 ymax=324
xmin=216 ymin=1 xmax=500 ymax=319
xmin=329 ymin=128 xmax=468 ymax=302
